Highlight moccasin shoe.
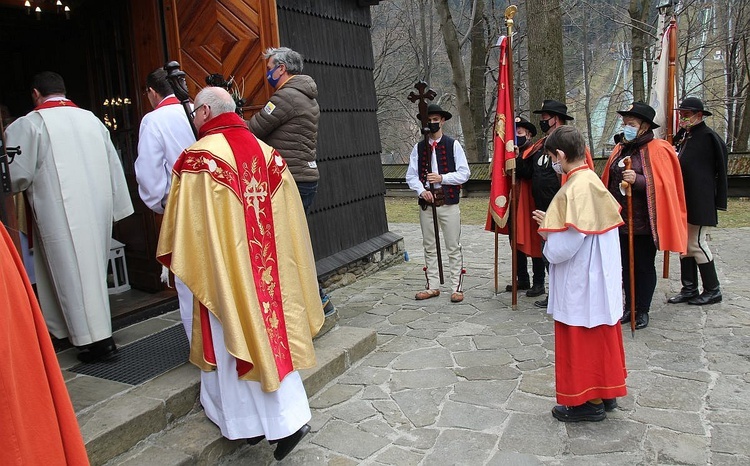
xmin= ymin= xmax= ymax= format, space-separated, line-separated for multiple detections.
xmin=415 ymin=289 xmax=440 ymax=300
xmin=551 ymin=401 xmax=606 ymax=422
xmin=450 ymin=292 xmax=464 ymax=303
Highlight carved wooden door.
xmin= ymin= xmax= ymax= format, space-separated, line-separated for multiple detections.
xmin=162 ymin=0 xmax=279 ymax=113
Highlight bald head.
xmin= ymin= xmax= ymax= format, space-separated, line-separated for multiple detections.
xmin=193 ymin=87 xmax=236 ymax=132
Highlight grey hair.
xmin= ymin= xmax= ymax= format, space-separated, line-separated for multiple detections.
xmin=195 ymin=87 xmax=236 ymax=116
xmin=264 ymin=47 xmax=304 ymax=74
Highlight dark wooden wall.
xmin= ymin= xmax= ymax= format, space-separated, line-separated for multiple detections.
xmin=276 ymin=0 xmax=398 ymax=275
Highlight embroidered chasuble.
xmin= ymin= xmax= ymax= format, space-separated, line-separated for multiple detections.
xmin=157 ymin=112 xmax=323 ymax=392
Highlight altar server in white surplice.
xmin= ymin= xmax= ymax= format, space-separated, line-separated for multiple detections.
xmin=135 ymin=67 xmax=196 ymax=340
xmin=5 ymin=71 xmax=133 ymax=364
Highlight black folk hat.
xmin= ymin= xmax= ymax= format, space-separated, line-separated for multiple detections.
xmin=515 ymin=116 xmax=537 ymax=137
xmin=532 ymin=99 xmax=574 ymax=120
xmin=617 ymin=101 xmax=660 ymax=128
xmin=416 ymin=103 xmax=452 ymax=121
xmin=677 ymin=97 xmax=712 ymax=116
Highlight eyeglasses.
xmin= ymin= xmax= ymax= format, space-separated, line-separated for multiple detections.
xmin=189 ymin=103 xmax=207 ymax=118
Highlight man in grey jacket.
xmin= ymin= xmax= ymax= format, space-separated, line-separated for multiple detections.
xmin=248 ymin=47 xmax=334 ymax=316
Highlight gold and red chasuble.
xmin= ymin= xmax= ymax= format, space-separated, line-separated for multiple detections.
xmin=158 ymin=112 xmax=322 ymax=392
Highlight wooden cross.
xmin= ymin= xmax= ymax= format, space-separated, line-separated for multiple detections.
xmin=407 ymin=81 xmax=437 ymax=132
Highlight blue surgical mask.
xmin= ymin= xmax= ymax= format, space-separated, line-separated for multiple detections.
xmin=622 ymin=126 xmax=639 ymax=142
xmin=266 ymin=65 xmax=282 ymax=88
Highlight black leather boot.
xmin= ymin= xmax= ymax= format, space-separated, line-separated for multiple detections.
xmin=689 ymin=261 xmax=722 ymax=305
xmin=668 ymin=257 xmax=699 ymax=304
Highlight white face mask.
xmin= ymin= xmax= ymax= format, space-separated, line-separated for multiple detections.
xmin=551 ymin=160 xmax=564 ymax=175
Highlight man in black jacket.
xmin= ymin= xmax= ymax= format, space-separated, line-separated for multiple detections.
xmin=668 ymin=97 xmax=728 ymax=306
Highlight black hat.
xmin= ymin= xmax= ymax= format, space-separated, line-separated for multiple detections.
xmin=416 ymin=103 xmax=452 ymax=121
xmin=617 ymin=101 xmax=660 ymax=129
xmin=677 ymin=97 xmax=712 ymax=116
xmin=532 ymin=99 xmax=574 ymax=120
xmin=515 ymin=116 xmax=537 ymax=137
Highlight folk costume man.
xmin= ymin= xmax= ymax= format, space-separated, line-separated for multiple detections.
xmin=248 ymin=46 xmax=335 ymax=317
xmin=135 ymin=67 xmax=196 ymax=339
xmin=0 ymin=222 xmax=90 ymax=466
xmin=6 ymin=71 xmax=133 ymax=363
xmin=533 ymin=126 xmax=627 ymax=422
xmin=502 ymin=116 xmax=545 ymax=294
xmin=157 ymin=87 xmax=322 ymax=461
xmin=405 ymin=103 xmax=471 ymax=303
xmin=518 ymin=99 xmax=594 ymax=308
xmin=667 ymin=97 xmax=728 ymax=306
xmin=602 ymin=102 xmax=687 ymax=329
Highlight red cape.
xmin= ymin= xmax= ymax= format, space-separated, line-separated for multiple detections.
xmin=0 ymin=224 xmax=89 ymax=465
xmin=601 ymin=139 xmax=687 ymax=253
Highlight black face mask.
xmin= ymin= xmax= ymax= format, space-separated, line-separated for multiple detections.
xmin=539 ymin=118 xmax=552 ymax=134
xmin=428 ymin=122 xmax=441 ymax=134
xmin=516 ymin=136 xmax=527 ymax=148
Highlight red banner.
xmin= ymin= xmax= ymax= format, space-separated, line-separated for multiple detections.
xmin=485 ymin=36 xmax=516 ymax=231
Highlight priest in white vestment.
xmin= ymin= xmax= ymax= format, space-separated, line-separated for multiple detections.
xmin=135 ymin=67 xmax=196 ymax=341
xmin=5 ymin=71 xmax=133 ymax=363
xmin=157 ymin=87 xmax=323 ymax=461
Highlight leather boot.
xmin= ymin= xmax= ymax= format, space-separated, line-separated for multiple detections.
xmin=689 ymin=261 xmax=722 ymax=305
xmin=668 ymin=257 xmax=699 ymax=304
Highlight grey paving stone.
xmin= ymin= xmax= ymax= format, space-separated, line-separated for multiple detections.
xmin=389 ymin=368 xmax=457 ymax=391
xmin=449 ymin=379 xmax=517 ymax=408
xmin=309 ymin=384 xmax=362 ymax=409
xmin=455 ymin=364 xmax=522 ymax=381
xmin=311 ymin=420 xmax=390 ymax=460
xmin=711 ymin=424 xmax=750 ymax=456
xmin=326 ymin=399 xmax=379 ymax=424
xmin=636 ymin=374 xmax=708 ymax=410
xmin=498 ymin=413 xmax=564 ymax=457
xmin=422 ymin=429 xmax=497 ymax=465
xmin=517 ymin=366 xmax=556 ymax=398
xmin=393 ymin=427 xmax=440 ymax=450
xmin=486 ymin=451 xmax=545 ymax=466
xmin=391 ymin=347 xmax=453 ymax=370
xmin=566 ymin=419 xmax=647 ymax=455
xmin=436 ymin=400 xmax=508 ymax=430
xmin=453 ymin=349 xmax=514 ymax=367
xmin=630 ymin=406 xmax=705 ymax=434
xmin=374 ymin=446 xmax=423 ymax=465
xmin=647 ymin=427 xmax=710 ymax=464
xmin=391 ymin=388 xmax=450 ymax=427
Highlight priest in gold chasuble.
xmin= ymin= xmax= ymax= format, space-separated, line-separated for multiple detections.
xmin=157 ymin=87 xmax=322 ymax=454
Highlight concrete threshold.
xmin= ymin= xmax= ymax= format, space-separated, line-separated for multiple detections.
xmin=58 ymin=311 xmax=376 ymax=466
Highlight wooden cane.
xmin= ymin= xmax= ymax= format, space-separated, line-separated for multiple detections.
xmin=620 ymin=157 xmax=636 ymax=338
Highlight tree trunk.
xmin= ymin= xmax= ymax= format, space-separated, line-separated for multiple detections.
xmin=629 ymin=0 xmax=651 ymax=103
xmin=526 ymin=0 xmax=566 ymax=124
xmin=469 ymin=0 xmax=487 ymax=161
xmin=582 ymin=6 xmax=594 ymax=155
xmin=435 ymin=0 xmax=480 ymax=161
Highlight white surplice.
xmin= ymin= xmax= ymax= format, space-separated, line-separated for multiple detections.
xmin=200 ymin=312 xmax=311 ymax=441
xmin=135 ymin=96 xmax=196 ymax=339
xmin=6 ymin=101 xmax=133 ymax=346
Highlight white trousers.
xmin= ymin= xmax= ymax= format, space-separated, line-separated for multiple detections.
xmin=419 ymin=203 xmax=464 ymax=292
xmin=200 ymin=312 xmax=311 ymax=441
xmin=683 ymin=224 xmax=713 ymax=264
xmin=174 ymin=276 xmax=193 ymax=343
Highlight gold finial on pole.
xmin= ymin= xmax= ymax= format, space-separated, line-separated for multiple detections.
xmin=505 ymin=5 xmax=518 ymax=34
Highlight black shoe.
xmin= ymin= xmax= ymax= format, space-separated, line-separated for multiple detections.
xmin=77 ymin=337 xmax=118 ymax=364
xmin=551 ymin=402 xmax=606 ymax=422
xmin=688 ymin=289 xmax=722 ymax=305
xmin=534 ymin=296 xmax=548 ymax=308
xmin=667 ymin=289 xmax=699 ymax=304
xmin=602 ymin=398 xmax=618 ymax=412
xmin=505 ymin=282 xmax=530 ymax=292
xmin=526 ymin=283 xmax=545 ymax=297
xmin=274 ymin=424 xmax=311 ymax=461
xmin=620 ymin=309 xmax=633 ymax=324
xmin=247 ymin=435 xmax=265 ymax=446
xmin=634 ymin=312 xmax=649 ymax=329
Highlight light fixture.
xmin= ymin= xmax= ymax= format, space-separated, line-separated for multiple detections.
xmin=23 ymin=0 xmax=72 ymax=20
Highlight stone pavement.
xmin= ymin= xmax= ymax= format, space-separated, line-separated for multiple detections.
xmin=221 ymin=223 xmax=750 ymax=465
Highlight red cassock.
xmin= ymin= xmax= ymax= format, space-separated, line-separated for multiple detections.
xmin=0 ymin=223 xmax=89 ymax=466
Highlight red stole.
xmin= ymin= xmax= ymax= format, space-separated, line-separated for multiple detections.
xmin=155 ymin=96 xmax=181 ymax=109
xmin=34 ymin=99 xmax=78 ymax=111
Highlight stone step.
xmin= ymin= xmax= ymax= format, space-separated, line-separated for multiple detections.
xmin=84 ymin=325 xmax=376 ymax=466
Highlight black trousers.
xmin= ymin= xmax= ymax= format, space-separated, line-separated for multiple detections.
xmin=515 ymin=249 xmax=546 ymax=285
xmin=620 ymin=234 xmax=657 ymax=313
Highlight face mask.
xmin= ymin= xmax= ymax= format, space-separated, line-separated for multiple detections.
xmin=266 ymin=65 xmax=282 ymax=88
xmin=516 ymin=135 xmax=527 ymax=148
xmin=551 ymin=160 xmax=564 ymax=175
xmin=622 ymin=126 xmax=639 ymax=142
xmin=678 ymin=117 xmax=693 ymax=129
xmin=428 ymin=122 xmax=441 ymax=134
xmin=539 ymin=118 xmax=553 ymax=133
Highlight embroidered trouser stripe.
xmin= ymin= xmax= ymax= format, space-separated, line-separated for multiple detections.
xmin=684 ymin=223 xmax=713 ymax=264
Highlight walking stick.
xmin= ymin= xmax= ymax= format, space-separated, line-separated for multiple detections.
xmin=620 ymin=157 xmax=636 ymax=337
xmin=408 ymin=81 xmax=444 ymax=285
xmin=494 ymin=225 xmax=499 ymax=294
